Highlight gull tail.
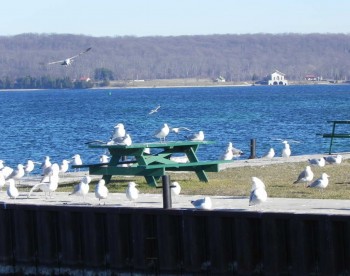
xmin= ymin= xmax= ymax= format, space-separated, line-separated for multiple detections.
xmin=28 ymin=183 xmax=43 ymax=198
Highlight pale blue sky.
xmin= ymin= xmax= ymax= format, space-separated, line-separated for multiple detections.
xmin=1 ymin=0 xmax=349 ymax=37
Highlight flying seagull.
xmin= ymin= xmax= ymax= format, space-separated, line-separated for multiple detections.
xmin=171 ymin=127 xmax=191 ymax=134
xmin=46 ymin=47 xmax=92 ymax=66
xmin=148 ymin=105 xmax=161 ymax=115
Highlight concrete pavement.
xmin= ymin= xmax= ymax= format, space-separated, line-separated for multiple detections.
xmin=1 ymin=152 xmax=349 ymax=215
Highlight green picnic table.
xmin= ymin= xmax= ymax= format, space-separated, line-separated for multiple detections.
xmin=74 ymin=140 xmax=232 ymax=187
xmin=320 ymin=120 xmax=350 ymax=154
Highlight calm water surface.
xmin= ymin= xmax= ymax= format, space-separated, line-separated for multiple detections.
xmin=1 ymin=85 xmax=350 ymax=174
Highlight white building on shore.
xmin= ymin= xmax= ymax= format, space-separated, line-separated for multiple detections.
xmin=268 ymin=70 xmax=288 ymax=85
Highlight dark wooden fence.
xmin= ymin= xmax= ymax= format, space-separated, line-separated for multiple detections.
xmin=0 ymin=203 xmax=349 ymax=275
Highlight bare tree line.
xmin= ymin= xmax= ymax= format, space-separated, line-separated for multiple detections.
xmin=0 ymin=33 xmax=350 ymax=82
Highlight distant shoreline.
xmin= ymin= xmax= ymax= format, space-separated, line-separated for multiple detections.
xmin=0 ymin=78 xmax=347 ymax=92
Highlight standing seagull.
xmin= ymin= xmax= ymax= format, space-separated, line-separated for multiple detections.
xmin=100 ymin=154 xmax=110 ymax=164
xmin=114 ymin=134 xmax=132 ymax=146
xmin=293 ymin=166 xmax=314 ymax=186
xmin=308 ymin=157 xmax=326 ymax=167
xmin=28 ymin=173 xmax=59 ymax=199
xmin=71 ymin=154 xmax=83 ymax=171
xmin=40 ymin=163 xmax=60 ymax=183
xmin=41 ymin=156 xmax=52 ymax=175
xmin=186 ymin=130 xmax=205 ymax=141
xmin=191 ymin=196 xmax=212 ymax=210
xmin=154 ymin=123 xmax=170 ymax=142
xmin=1 ymin=164 xmax=13 ymax=179
xmin=281 ymin=140 xmax=291 ymax=158
xmin=262 ymin=148 xmax=275 ymax=159
xmin=6 ymin=179 xmax=19 ymax=199
xmin=46 ymin=47 xmax=91 ymax=66
xmin=95 ymin=179 xmax=109 ymax=204
xmin=307 ymin=173 xmax=330 ymax=190
xmin=230 ymin=142 xmax=244 ymax=158
xmin=59 ymin=159 xmax=70 ymax=175
xmin=220 ymin=142 xmax=236 ymax=160
xmin=5 ymin=164 xmax=25 ymax=185
xmin=249 ymin=177 xmax=268 ymax=207
xmin=171 ymin=181 xmax=181 ymax=203
xmin=250 ymin=176 xmax=266 ymax=191
xmin=24 ymin=160 xmax=35 ymax=176
xmin=0 ymin=171 xmax=5 ymax=191
xmin=126 ymin=182 xmax=139 ymax=204
xmin=324 ymin=155 xmax=342 ymax=165
xmin=110 ymin=123 xmax=126 ymax=143
xmin=69 ymin=175 xmax=91 ymax=202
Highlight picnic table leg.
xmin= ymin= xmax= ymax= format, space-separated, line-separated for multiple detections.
xmin=329 ymin=122 xmax=336 ymax=154
xmin=185 ymin=145 xmax=200 ymax=162
xmin=195 ymin=169 xmax=209 ymax=182
xmin=103 ymin=175 xmax=112 ymax=184
xmin=144 ymin=176 xmax=159 ymax=187
xmin=103 ymin=154 xmax=123 ymax=185
xmin=185 ymin=145 xmax=210 ymax=182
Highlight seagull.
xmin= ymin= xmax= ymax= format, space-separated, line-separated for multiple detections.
xmin=95 ymin=179 xmax=108 ymax=204
xmin=0 ymin=164 xmax=13 ymax=179
xmin=230 ymin=143 xmax=244 ymax=158
xmin=154 ymin=123 xmax=170 ymax=142
xmin=71 ymin=154 xmax=83 ymax=171
xmin=110 ymin=123 xmax=126 ymax=141
xmin=5 ymin=164 xmax=25 ymax=185
xmin=119 ymin=134 xmax=133 ymax=146
xmin=72 ymin=154 xmax=83 ymax=166
xmin=191 ymin=196 xmax=212 ymax=210
xmin=126 ymin=181 xmax=139 ymax=204
xmin=250 ymin=176 xmax=266 ymax=191
xmin=69 ymin=175 xmax=91 ymax=202
xmin=220 ymin=142 xmax=236 ymax=160
xmin=41 ymin=156 xmax=52 ymax=175
xmin=24 ymin=160 xmax=35 ymax=176
xmin=308 ymin=157 xmax=325 ymax=167
xmin=186 ymin=130 xmax=205 ymax=141
xmin=307 ymin=173 xmax=330 ymax=190
xmin=59 ymin=159 xmax=70 ymax=175
xmin=281 ymin=140 xmax=291 ymax=158
xmin=40 ymin=163 xmax=60 ymax=183
xmin=324 ymin=155 xmax=342 ymax=165
xmin=249 ymin=177 xmax=267 ymax=206
xmin=6 ymin=179 xmax=19 ymax=199
xmin=148 ymin=104 xmax=161 ymax=115
xmin=171 ymin=127 xmax=191 ymax=134
xmin=171 ymin=181 xmax=181 ymax=198
xmin=261 ymin=148 xmax=275 ymax=159
xmin=0 ymin=171 xmax=5 ymax=191
xmin=46 ymin=47 xmax=91 ymax=66
xmin=100 ymin=154 xmax=110 ymax=163
xmin=28 ymin=173 xmax=59 ymax=198
xmin=293 ymin=165 xmax=314 ymax=186
xmin=170 ymin=155 xmax=189 ymax=163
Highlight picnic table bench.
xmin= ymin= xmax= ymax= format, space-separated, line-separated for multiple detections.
xmin=320 ymin=120 xmax=350 ymax=154
xmin=73 ymin=140 xmax=233 ymax=187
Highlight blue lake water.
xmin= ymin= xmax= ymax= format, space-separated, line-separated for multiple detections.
xmin=1 ymin=85 xmax=350 ymax=174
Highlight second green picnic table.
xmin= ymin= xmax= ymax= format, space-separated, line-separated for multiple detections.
xmin=76 ymin=140 xmax=232 ymax=187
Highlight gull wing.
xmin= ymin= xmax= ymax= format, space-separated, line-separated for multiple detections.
xmin=47 ymin=59 xmax=66 ymax=65
xmin=46 ymin=47 xmax=92 ymax=65
xmin=66 ymin=47 xmax=92 ymax=60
